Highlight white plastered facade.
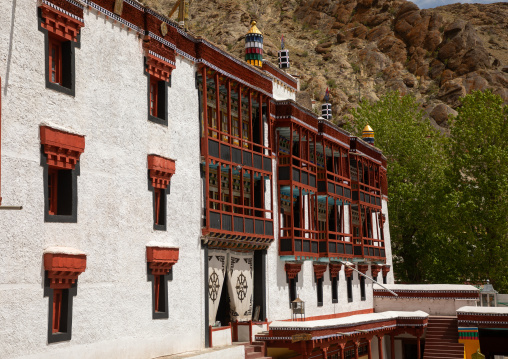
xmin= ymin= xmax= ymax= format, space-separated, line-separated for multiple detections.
xmin=1 ymin=3 xmax=204 ymax=358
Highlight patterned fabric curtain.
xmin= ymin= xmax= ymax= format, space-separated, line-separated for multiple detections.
xmin=227 ymin=251 xmax=254 ymax=322
xmin=208 ymin=250 xmax=228 ymax=325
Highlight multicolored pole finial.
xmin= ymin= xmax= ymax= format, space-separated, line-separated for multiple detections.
xmin=245 ymin=21 xmax=263 ymax=68
xmin=278 ymin=35 xmax=289 ymax=69
xmin=321 ymin=88 xmax=331 ymax=120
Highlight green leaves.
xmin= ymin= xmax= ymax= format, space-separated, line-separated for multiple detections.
xmin=350 ymin=90 xmax=508 ymax=290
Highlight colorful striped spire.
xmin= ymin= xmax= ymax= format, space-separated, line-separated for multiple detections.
xmin=245 ymin=21 xmax=263 ymax=68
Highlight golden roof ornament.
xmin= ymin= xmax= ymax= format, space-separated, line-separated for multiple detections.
xmin=247 ymin=21 xmax=262 ymax=35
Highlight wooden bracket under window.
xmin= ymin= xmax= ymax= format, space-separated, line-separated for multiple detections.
xmin=40 ymin=126 xmax=85 ymax=170
xmin=345 ymin=264 xmax=355 ymax=278
xmin=147 ymin=155 xmax=175 ymax=189
xmin=284 ymin=262 xmax=302 ymax=280
xmin=329 ymin=262 xmax=342 ymax=279
xmin=44 ymin=250 xmax=87 ymax=289
xmin=382 ymin=265 xmax=391 ymax=277
xmin=39 ymin=3 xmax=84 ymax=42
xmin=370 ymin=265 xmax=381 ymax=278
xmin=357 ymin=264 xmax=369 ymax=275
xmin=146 ymin=246 xmax=179 ymax=276
xmin=313 ymin=263 xmax=327 ymax=281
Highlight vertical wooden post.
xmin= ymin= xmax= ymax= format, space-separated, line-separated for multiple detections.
xmin=321 ymin=346 xmax=328 ymax=359
xmin=367 ymin=337 xmax=372 ymax=359
xmin=209 ymin=325 xmax=213 ymax=348
xmin=227 ymin=79 xmax=231 ymax=143
xmin=202 ymin=67 xmax=210 ymax=227
xmin=248 ymin=89 xmax=253 ymax=150
xmin=417 ymin=335 xmax=421 ymax=359
xmin=390 ymin=334 xmax=395 ymax=359
xmin=354 ymin=340 xmax=359 ymax=359
xmin=215 ymin=72 xmax=220 ymax=139
xmin=377 ymin=335 xmax=384 ymax=359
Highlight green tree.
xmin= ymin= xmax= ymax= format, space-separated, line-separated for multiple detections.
xmin=350 ymin=92 xmax=462 ymax=284
xmin=448 ymin=90 xmax=508 ymax=291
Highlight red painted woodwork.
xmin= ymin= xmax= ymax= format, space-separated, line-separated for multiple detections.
xmin=147 ymin=155 xmax=175 ymax=190
xmin=44 ymin=252 xmax=87 ymax=289
xmin=261 ymin=62 xmax=298 ymax=90
xmin=145 ymin=51 xmax=175 ymax=82
xmin=149 ymin=78 xmax=158 ymax=116
xmin=39 ymin=3 xmax=84 ymax=42
xmin=284 ymin=262 xmax=302 ymax=280
xmin=40 ymin=126 xmax=85 ymax=170
xmin=345 ymin=265 xmax=355 ymax=278
xmin=154 ymin=188 xmax=163 ymax=225
xmin=382 ymin=265 xmax=391 ymax=277
xmin=357 ymin=264 xmax=369 ymax=275
xmin=146 ymin=246 xmax=179 ymax=276
xmin=47 ymin=168 xmax=58 ymax=215
xmin=154 ymin=275 xmax=161 ymax=312
xmin=313 ymin=263 xmax=327 ymax=280
xmin=49 ymin=37 xmax=62 ymax=84
xmin=371 ymin=265 xmax=381 ymax=278
xmin=52 ymin=288 xmax=63 ymax=333
xmin=329 ymin=263 xmax=342 ymax=279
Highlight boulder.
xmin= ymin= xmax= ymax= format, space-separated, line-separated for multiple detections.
xmin=438 ymin=78 xmax=466 ymax=107
xmin=430 ymin=103 xmax=457 ymax=127
xmin=378 ymin=35 xmax=407 ymax=64
xmin=463 ymin=72 xmax=489 ymax=93
xmin=366 ymin=26 xmax=391 ymax=42
xmin=428 ymin=59 xmax=445 ymax=80
xmin=359 ymin=45 xmax=393 ymax=76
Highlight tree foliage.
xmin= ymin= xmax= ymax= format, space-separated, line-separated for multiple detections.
xmin=350 ymin=90 xmax=508 ymax=290
xmin=448 ymin=90 xmax=508 ymax=291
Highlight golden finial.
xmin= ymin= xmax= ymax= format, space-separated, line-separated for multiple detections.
xmin=247 ymin=21 xmax=262 ymax=35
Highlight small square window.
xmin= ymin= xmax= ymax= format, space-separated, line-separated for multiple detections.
xmin=153 ymin=187 xmax=167 ymax=230
xmin=347 ymin=276 xmax=353 ymax=303
xmin=46 ymin=167 xmax=74 ymax=217
xmin=40 ymin=126 xmax=84 ymax=223
xmin=331 ymin=276 xmax=338 ymax=303
xmin=39 ymin=5 xmax=81 ymax=96
xmin=316 ymin=277 xmax=323 ymax=307
xmin=145 ymin=58 xmax=170 ymax=126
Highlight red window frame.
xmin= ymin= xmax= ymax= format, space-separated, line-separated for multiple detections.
xmin=154 ymin=188 xmax=162 ymax=225
xmin=52 ymin=289 xmax=63 ymax=333
xmin=48 ymin=167 xmax=58 ymax=215
xmin=48 ymin=37 xmax=62 ymax=85
xmin=150 ymin=79 xmax=158 ymax=117
xmin=154 ymin=275 xmax=162 ymax=312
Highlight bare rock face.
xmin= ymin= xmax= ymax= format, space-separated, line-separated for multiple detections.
xmin=359 ymin=45 xmax=393 ymax=76
xmin=438 ymin=21 xmax=490 ymax=75
xmin=439 ymin=78 xmax=466 ymax=107
xmin=430 ymin=103 xmax=457 ymax=127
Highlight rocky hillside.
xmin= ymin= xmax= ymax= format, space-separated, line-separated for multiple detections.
xmin=141 ymin=0 xmax=508 ymax=132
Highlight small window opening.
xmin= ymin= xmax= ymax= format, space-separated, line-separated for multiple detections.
xmin=317 ymin=277 xmax=323 ymax=307
xmin=154 ymin=275 xmax=166 ymax=313
xmin=383 ymin=275 xmax=387 ymax=284
xmin=150 ymin=78 xmax=158 ymax=117
xmin=47 ymin=167 xmax=73 ymax=217
xmin=153 ymin=188 xmax=167 ymax=230
xmin=289 ymin=277 xmax=297 ymax=304
xmin=347 ymin=276 xmax=353 ymax=303
xmin=331 ymin=276 xmax=338 ymax=303
xmin=360 ymin=275 xmax=366 ymax=301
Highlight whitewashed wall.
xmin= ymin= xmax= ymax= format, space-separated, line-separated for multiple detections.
xmin=382 ymin=198 xmax=394 ymax=284
xmin=375 ymin=297 xmax=477 ymax=316
xmin=0 ymin=3 xmax=204 ymax=358
xmin=271 ymin=80 xmax=296 ymax=101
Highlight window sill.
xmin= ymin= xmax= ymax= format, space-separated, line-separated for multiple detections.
xmin=148 ymin=114 xmax=168 ymax=126
xmin=46 ymin=81 xmax=74 ymax=97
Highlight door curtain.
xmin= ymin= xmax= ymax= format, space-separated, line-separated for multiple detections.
xmin=208 ymin=249 xmax=254 ymax=324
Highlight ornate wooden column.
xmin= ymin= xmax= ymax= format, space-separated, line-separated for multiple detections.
xmin=339 ymin=343 xmax=345 ymax=359
xmin=377 ymin=335 xmax=384 ymax=359
xmin=367 ymin=337 xmax=372 ymax=359
xmin=354 ymin=340 xmax=359 ymax=359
